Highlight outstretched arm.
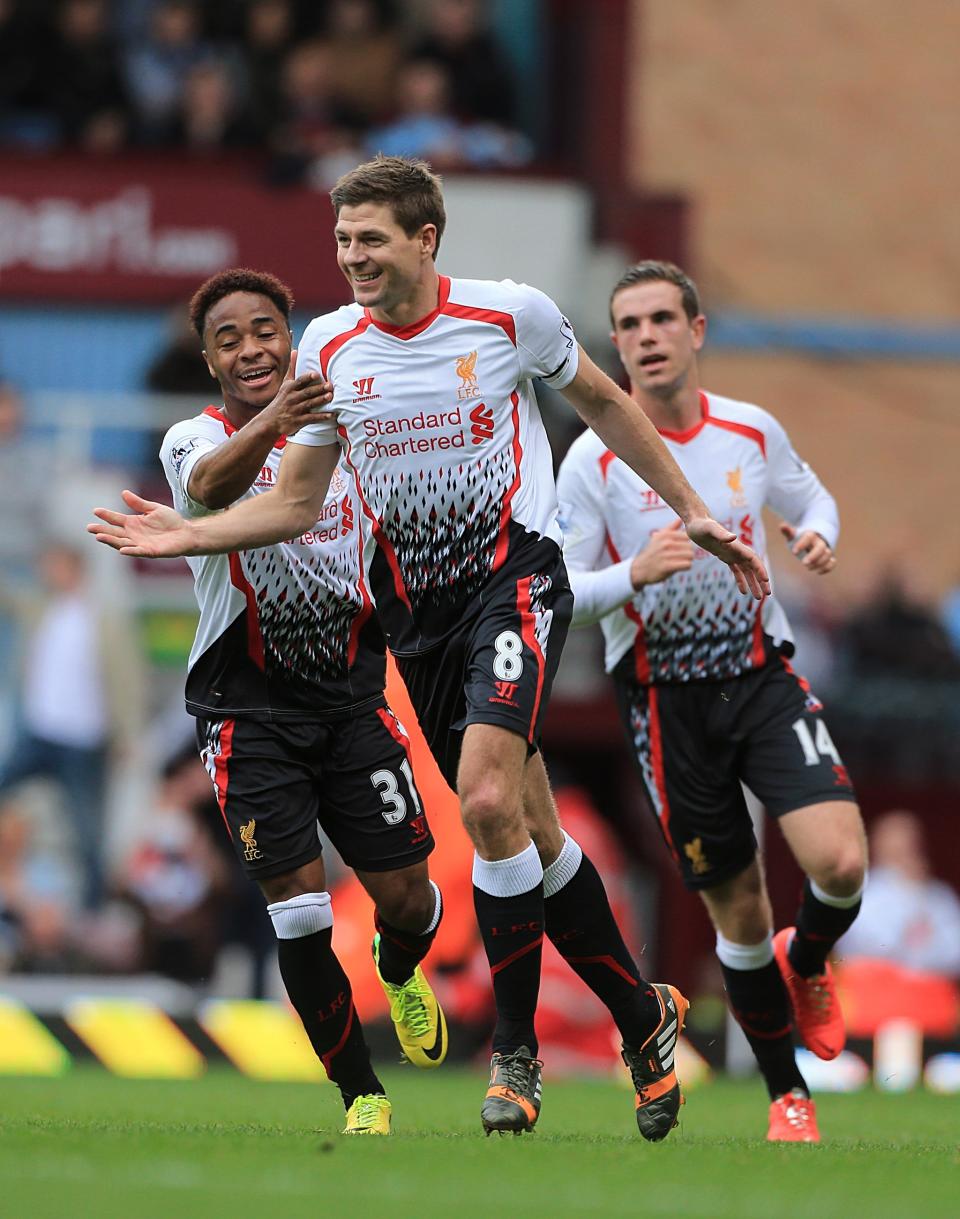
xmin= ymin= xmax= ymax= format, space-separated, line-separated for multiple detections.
xmin=89 ymin=441 xmax=340 ymax=557
xmin=560 ymin=348 xmax=770 ymax=599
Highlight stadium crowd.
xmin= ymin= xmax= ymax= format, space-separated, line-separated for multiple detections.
xmin=0 ymin=0 xmax=532 ymax=178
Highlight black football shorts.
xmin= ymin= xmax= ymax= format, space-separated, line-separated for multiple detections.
xmin=613 ymin=655 xmax=857 ymax=890
xmin=196 ymin=705 xmax=434 ymax=880
xmin=395 ymin=544 xmax=573 ymax=789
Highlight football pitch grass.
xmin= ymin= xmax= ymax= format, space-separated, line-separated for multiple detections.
xmin=1 ymin=1066 xmax=955 ymax=1219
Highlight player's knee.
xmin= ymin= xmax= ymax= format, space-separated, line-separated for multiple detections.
xmin=711 ymin=892 xmax=770 ymax=944
xmin=813 ymin=847 xmax=866 ymax=897
xmin=702 ymin=858 xmax=771 ymax=941
xmin=459 ymin=775 xmax=518 ymax=840
xmin=266 ymin=891 xmax=333 ymax=939
xmin=377 ymin=877 xmax=435 ymax=931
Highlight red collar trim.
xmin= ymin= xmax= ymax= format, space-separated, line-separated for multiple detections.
xmin=365 ymin=275 xmax=451 ymax=340
xmin=657 ymin=390 xmax=710 ymax=443
xmin=202 ymin=404 xmax=286 ymax=447
xmin=203 ymin=405 xmax=236 ymax=434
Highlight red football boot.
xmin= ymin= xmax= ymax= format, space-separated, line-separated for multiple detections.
xmin=773 ymin=927 xmax=845 ymax=1060
xmin=767 ymin=1089 xmax=820 ymax=1143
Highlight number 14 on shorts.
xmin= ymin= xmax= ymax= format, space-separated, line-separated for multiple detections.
xmin=791 ymin=716 xmax=839 ymax=766
xmin=791 ymin=716 xmax=851 ymax=787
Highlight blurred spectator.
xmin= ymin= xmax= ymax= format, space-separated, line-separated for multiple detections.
xmin=841 ymin=572 xmax=960 ymax=680
xmin=323 ymin=0 xmax=403 ymax=125
xmin=365 ymin=56 xmax=531 ymax=169
xmin=838 ymin=810 xmax=960 ymax=977
xmin=116 ymin=747 xmax=229 ymax=983
xmin=0 ymin=801 xmax=77 ymax=973
xmin=0 ymin=543 xmax=146 ymax=910
xmin=144 ymin=306 xmax=219 ymax=397
xmin=124 ymin=0 xmax=213 ymax=143
xmin=267 ymin=38 xmax=360 ymax=185
xmin=411 ymin=0 xmax=519 ymax=127
xmin=163 ymin=58 xmax=256 ymax=152
xmin=0 ymin=0 xmax=57 ymax=148
xmin=366 ymin=57 xmax=463 ymax=165
xmin=42 ymin=0 xmax=132 ymax=152
xmin=242 ymin=0 xmax=298 ymax=140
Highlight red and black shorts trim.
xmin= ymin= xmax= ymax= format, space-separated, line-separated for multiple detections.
xmin=195 ymin=707 xmax=434 ymax=880
xmin=612 ymin=655 xmax=857 ymax=891
xmin=395 ymin=547 xmax=573 ymax=789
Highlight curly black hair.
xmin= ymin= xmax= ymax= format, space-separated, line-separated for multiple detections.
xmin=188 ymin=267 xmax=295 ymax=338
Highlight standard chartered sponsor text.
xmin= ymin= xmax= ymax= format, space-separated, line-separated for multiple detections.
xmin=362 ymin=407 xmax=466 ymax=458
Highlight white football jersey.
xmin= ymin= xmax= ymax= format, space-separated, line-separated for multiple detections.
xmin=160 ymin=407 xmax=385 ymax=719
xmin=289 ymin=276 xmax=578 ymax=654
xmin=557 ymin=390 xmax=839 ymax=682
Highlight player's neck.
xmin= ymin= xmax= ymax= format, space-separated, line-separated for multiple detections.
xmin=631 ymin=383 xmax=702 ymax=433
xmin=221 ymin=398 xmax=258 ymax=430
xmin=369 ymin=266 xmax=441 ymax=329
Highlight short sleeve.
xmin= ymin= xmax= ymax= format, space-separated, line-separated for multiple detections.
xmin=512 ymin=283 xmax=580 ymax=389
xmin=159 ymin=421 xmax=219 ymax=517
xmin=287 ymin=316 xmax=341 ymax=448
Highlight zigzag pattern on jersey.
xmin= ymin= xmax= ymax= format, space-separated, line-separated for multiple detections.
xmin=637 ymin=565 xmax=761 ymax=683
xmin=241 ymin=546 xmax=360 ymax=681
xmin=368 ymin=453 xmax=513 ymax=612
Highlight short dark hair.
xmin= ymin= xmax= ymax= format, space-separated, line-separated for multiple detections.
xmin=188 ymin=267 xmax=294 ymax=338
xmin=609 ymin=260 xmax=702 ymax=325
xmin=330 ymin=154 xmax=446 ymax=258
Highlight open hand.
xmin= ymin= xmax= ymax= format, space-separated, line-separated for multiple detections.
xmin=780 ymin=522 xmax=836 ymax=574
xmin=685 ymin=516 xmax=770 ymax=599
xmin=87 ymin=490 xmax=196 ymax=558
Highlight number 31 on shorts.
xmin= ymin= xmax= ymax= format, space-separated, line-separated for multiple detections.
xmin=370 ymin=759 xmax=423 ymax=825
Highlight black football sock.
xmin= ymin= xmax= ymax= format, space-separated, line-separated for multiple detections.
xmin=375 ymin=880 xmax=443 ymax=985
xmin=473 ymin=842 xmax=545 ymax=1056
xmin=543 ymin=845 xmax=661 ymax=1045
xmin=278 ymin=929 xmax=383 ymax=1108
xmin=716 ymin=933 xmax=807 ymax=1100
xmin=719 ymin=960 xmax=807 ymax=1100
xmin=788 ymin=878 xmax=863 ymax=978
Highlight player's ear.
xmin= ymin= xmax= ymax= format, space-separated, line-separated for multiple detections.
xmin=420 ymin=223 xmax=438 ymax=258
xmin=202 ymin=350 xmax=217 ymax=380
xmin=610 ymin=329 xmax=629 ymax=372
xmin=691 ymin=314 xmax=707 ymax=351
